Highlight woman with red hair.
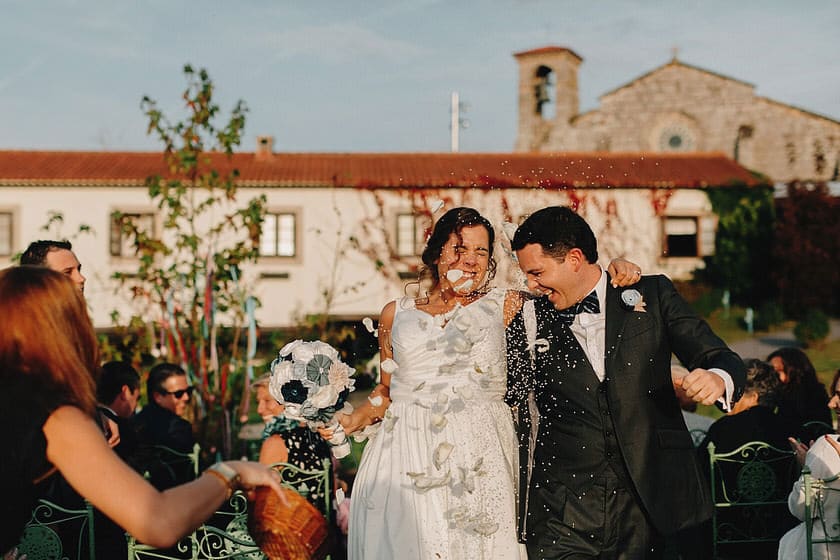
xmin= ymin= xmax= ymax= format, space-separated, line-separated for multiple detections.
xmin=0 ymin=266 xmax=285 ymax=556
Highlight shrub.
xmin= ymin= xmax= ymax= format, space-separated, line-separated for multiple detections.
xmin=793 ymin=309 xmax=830 ymax=348
xmin=753 ymin=301 xmax=786 ymax=331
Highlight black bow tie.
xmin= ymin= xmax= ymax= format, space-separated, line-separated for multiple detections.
xmin=558 ymin=290 xmax=600 ymax=325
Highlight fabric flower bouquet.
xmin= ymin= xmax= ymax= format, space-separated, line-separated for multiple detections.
xmin=268 ymin=340 xmax=356 ymax=458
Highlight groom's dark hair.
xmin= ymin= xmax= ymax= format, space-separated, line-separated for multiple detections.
xmin=512 ymin=206 xmax=598 ymax=263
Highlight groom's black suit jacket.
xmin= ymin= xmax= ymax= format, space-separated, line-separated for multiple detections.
xmin=506 ymin=274 xmax=746 ymax=540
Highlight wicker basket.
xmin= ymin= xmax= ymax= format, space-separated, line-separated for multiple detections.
xmin=248 ymin=486 xmax=330 ymax=560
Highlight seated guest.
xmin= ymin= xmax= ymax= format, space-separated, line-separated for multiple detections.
xmin=97 ymin=361 xmax=141 ymax=463
xmin=93 ymin=361 xmax=143 ymax=558
xmin=0 ymin=266 xmax=284 ymax=556
xmin=768 ymin=347 xmax=832 ymax=441
xmin=698 ymin=359 xmax=800 ymax=559
xmin=779 ymin=434 xmax=840 ymax=559
xmin=135 ymin=363 xmax=195 ymax=452
xmin=699 ymin=359 xmax=798 ymax=457
xmin=254 ymin=374 xmax=332 ymax=512
xmin=134 ymin=363 xmax=197 ymax=488
xmin=254 ymin=373 xmax=339 ymax=557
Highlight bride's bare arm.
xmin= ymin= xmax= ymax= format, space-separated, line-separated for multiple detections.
xmin=503 ymin=290 xmax=527 ymax=327
xmin=338 ymin=301 xmax=395 ymax=434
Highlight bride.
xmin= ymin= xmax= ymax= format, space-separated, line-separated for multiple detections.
xmin=340 ymin=207 xmax=638 ymax=559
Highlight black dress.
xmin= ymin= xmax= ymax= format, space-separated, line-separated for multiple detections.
xmin=776 ymin=380 xmax=833 ymax=442
xmin=262 ymin=415 xmax=333 ymax=516
xmin=0 ymin=382 xmax=55 ymax=555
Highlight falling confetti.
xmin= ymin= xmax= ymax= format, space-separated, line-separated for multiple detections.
xmin=446 ymin=269 xmax=464 ymax=282
xmin=362 ymin=317 xmax=375 ymax=333
xmin=455 ymin=279 xmax=474 ymax=293
xmin=381 ymin=358 xmax=399 ymax=374
xmin=430 ymin=199 xmax=445 ymax=214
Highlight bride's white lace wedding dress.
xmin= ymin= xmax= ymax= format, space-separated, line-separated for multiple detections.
xmin=348 ymin=287 xmax=525 ymax=559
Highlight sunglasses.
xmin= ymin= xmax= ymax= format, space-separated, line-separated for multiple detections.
xmin=159 ymin=386 xmax=194 ymax=399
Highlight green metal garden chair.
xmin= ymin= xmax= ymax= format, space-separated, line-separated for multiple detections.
xmin=134 ymin=443 xmax=201 ymax=490
xmin=127 ymin=459 xmax=333 ymax=560
xmin=708 ymin=440 xmax=799 ymax=559
xmin=17 ymin=497 xmax=96 ymax=560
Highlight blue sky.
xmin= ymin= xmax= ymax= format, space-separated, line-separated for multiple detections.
xmin=2 ymin=0 xmax=838 ymax=153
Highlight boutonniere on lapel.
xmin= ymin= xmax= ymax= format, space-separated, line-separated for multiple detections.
xmin=620 ymin=288 xmax=647 ymax=313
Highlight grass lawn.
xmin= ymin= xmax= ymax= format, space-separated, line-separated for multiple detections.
xmin=698 ymin=307 xmax=840 ymax=421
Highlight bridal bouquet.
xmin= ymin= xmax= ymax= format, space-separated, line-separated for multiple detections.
xmin=268 ymin=340 xmax=356 ymax=458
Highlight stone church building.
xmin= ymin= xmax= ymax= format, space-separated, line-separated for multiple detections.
xmin=514 ymin=46 xmax=840 ymax=182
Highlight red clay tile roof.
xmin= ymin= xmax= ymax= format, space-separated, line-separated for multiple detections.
xmin=513 ymin=45 xmax=583 ymax=61
xmin=0 ymin=150 xmax=764 ymax=189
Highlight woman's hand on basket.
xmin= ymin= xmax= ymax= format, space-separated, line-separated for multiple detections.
xmin=226 ymin=461 xmax=287 ymax=504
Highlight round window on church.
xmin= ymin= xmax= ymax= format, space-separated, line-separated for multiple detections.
xmin=659 ymin=125 xmax=696 ymax=152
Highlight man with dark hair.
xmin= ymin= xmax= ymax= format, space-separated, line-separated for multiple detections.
xmin=134 ymin=362 xmax=195 ymax=452
xmin=94 ymin=361 xmax=142 ymax=558
xmin=20 ymin=239 xmax=86 ymax=293
xmin=506 ymin=206 xmax=746 ymax=559
xmin=133 ymin=363 xmax=197 ymax=490
xmin=97 ymin=361 xmax=141 ymax=461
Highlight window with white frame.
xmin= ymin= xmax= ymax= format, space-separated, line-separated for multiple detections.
xmin=110 ymin=212 xmax=156 ymax=257
xmin=0 ymin=212 xmax=12 ymax=256
xmin=396 ymin=213 xmax=425 ymax=257
xmin=261 ymin=211 xmax=296 ymax=257
xmin=662 ymin=216 xmax=700 ymax=257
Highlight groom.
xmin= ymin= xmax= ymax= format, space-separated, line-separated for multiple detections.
xmin=506 ymin=206 xmax=745 ymax=559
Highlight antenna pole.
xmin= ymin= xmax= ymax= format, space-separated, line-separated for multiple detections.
xmin=450 ymin=91 xmax=459 ymax=153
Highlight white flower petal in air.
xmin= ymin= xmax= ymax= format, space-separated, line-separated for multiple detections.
xmin=446 ymin=506 xmax=470 ymax=528
xmin=407 ymin=470 xmax=451 ymax=491
xmin=471 ymin=518 xmax=500 ymax=536
xmin=362 ymin=317 xmax=375 ymax=333
xmin=453 ymin=337 xmax=472 ymax=354
xmin=445 ymin=269 xmax=464 ymax=283
xmin=335 ymin=487 xmax=346 ymax=506
xmin=430 ymin=199 xmax=445 ymax=214
xmin=380 ymin=358 xmax=399 ymax=374
xmin=352 ymin=423 xmax=380 ymax=443
xmin=368 ymin=395 xmax=384 ymax=407
xmin=433 ymin=442 xmax=455 ymax=469
xmin=430 ymin=413 xmax=448 ymax=430
xmin=451 ymin=312 xmax=471 ymax=332
xmin=455 ymin=279 xmax=474 ymax=293
xmin=383 ymin=410 xmax=399 ymax=432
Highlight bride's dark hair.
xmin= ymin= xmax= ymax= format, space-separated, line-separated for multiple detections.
xmin=417 ymin=207 xmax=497 ymax=290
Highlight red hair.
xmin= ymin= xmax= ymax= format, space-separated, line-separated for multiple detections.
xmin=0 ymin=266 xmax=99 ymax=416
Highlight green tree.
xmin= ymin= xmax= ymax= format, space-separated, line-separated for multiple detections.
xmin=700 ymin=184 xmax=775 ymax=306
xmin=113 ymin=65 xmax=267 ymax=459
